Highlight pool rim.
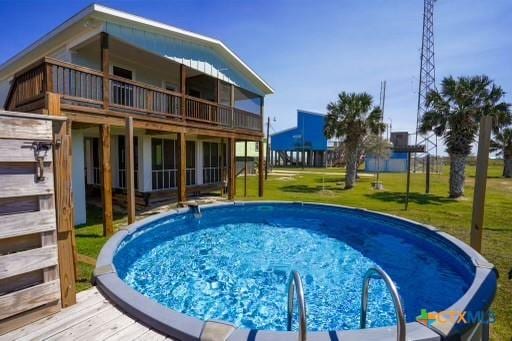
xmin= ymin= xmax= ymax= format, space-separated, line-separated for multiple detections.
xmin=94 ymin=201 xmax=497 ymax=341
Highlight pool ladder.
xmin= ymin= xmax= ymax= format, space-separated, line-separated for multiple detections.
xmin=360 ymin=266 xmax=406 ymax=341
xmin=286 ymin=270 xmax=307 ymax=341
xmin=286 ymin=267 xmax=405 ymax=341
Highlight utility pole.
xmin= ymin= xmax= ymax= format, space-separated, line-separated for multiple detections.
xmin=265 ymin=116 xmax=270 ymax=180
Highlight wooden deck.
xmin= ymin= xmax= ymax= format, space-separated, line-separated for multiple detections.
xmin=1 ymin=287 xmax=173 ymax=341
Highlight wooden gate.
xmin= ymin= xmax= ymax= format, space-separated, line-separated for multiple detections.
xmin=0 ymin=110 xmax=75 ymax=334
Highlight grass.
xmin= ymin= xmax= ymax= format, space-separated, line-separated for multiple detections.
xmin=75 ymin=162 xmax=511 ymax=339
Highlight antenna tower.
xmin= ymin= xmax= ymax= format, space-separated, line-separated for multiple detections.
xmin=415 ymin=0 xmax=438 ymax=172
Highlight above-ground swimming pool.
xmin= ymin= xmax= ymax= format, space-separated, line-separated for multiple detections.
xmin=95 ymin=202 xmax=497 ymax=341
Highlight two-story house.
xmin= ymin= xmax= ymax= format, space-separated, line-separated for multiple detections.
xmin=0 ymin=4 xmax=273 ymax=228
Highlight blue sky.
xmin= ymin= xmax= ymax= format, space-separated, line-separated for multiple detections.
xmin=0 ymin=0 xmax=511 ymax=140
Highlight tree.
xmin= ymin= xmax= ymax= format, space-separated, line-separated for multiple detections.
xmin=324 ymin=92 xmax=384 ymax=189
xmin=491 ymin=127 xmax=512 ymax=178
xmin=420 ymin=75 xmax=511 ymax=198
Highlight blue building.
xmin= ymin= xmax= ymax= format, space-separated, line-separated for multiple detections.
xmin=270 ymin=110 xmax=328 ymax=167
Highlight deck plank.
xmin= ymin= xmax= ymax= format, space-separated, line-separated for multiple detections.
xmin=104 ymin=320 xmax=150 ymax=341
xmin=1 ymin=288 xmax=105 ymax=340
xmin=44 ymin=306 xmax=122 ymax=341
xmin=0 ymin=287 xmax=169 ymax=341
xmin=138 ymin=329 xmax=168 ymax=341
xmin=75 ymin=314 xmax=136 ymax=340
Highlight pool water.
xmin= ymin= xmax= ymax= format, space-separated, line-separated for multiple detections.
xmin=114 ymin=204 xmax=474 ymax=332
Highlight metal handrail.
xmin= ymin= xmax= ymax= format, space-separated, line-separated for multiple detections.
xmin=360 ymin=266 xmax=406 ymax=341
xmin=287 ymin=270 xmax=307 ymax=341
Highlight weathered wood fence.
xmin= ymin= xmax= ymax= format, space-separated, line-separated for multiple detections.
xmin=0 ymin=110 xmax=76 ymax=334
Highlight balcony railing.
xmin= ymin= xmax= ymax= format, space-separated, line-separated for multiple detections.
xmin=5 ymin=57 xmax=262 ymax=132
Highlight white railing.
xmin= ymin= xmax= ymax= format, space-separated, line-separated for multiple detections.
xmin=203 ymin=166 xmax=221 ymax=184
xmin=152 ymin=169 xmax=177 ymax=190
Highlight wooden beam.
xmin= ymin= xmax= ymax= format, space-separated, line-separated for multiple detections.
xmin=101 ymin=32 xmax=109 ymax=111
xmin=99 ymin=124 xmax=113 ymax=236
xmin=49 ymin=97 xmax=76 ymax=307
xmin=228 ymin=138 xmax=235 ymax=200
xmin=125 ymin=117 xmax=135 ymax=224
xmin=258 ymin=139 xmax=264 ymax=197
xmin=177 ymin=132 xmax=186 ymax=204
xmin=470 ymin=115 xmax=492 ymax=252
xmin=244 ymin=141 xmax=248 ymax=197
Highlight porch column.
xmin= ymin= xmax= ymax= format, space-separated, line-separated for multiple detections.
xmin=177 ymin=132 xmax=186 ymax=203
xmin=101 ymin=32 xmax=109 ymax=111
xmin=125 ymin=117 xmax=135 ymax=224
xmin=100 ymin=124 xmax=113 ymax=236
xmin=258 ymin=139 xmax=264 ymax=197
xmin=228 ymin=137 xmax=235 ymax=200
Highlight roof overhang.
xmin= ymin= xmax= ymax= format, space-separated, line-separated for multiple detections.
xmin=0 ymin=4 xmax=274 ymax=95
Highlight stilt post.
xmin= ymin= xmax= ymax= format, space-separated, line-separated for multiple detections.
xmin=100 ymin=124 xmax=113 ymax=236
xmin=228 ymin=137 xmax=235 ymax=200
xmin=258 ymin=139 xmax=264 ymax=197
xmin=125 ymin=117 xmax=135 ymax=224
xmin=244 ymin=140 xmax=248 ymax=197
xmin=177 ymin=132 xmax=187 ymax=204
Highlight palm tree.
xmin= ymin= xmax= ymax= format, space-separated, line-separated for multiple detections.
xmin=420 ymin=75 xmax=511 ymax=198
xmin=491 ymin=127 xmax=512 ymax=177
xmin=324 ymin=92 xmax=383 ymax=189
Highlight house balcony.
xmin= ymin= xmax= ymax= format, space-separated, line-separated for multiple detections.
xmin=4 ymin=57 xmax=263 ymax=135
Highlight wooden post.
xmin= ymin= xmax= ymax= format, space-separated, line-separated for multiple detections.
xmin=219 ymin=138 xmax=224 ymax=196
xmin=405 ymin=151 xmax=411 ymax=210
xmin=48 ymin=93 xmax=77 ymax=307
xmin=177 ymin=132 xmax=186 ymax=204
xmin=101 ymin=32 xmax=109 ymax=111
xmin=125 ymin=117 xmax=135 ymax=224
xmin=244 ymin=141 xmax=248 ymax=197
xmin=470 ymin=115 xmax=493 ymax=252
xmin=258 ymin=139 xmax=264 ymax=197
xmin=425 ymin=154 xmax=431 ymax=194
xmin=228 ymin=137 xmax=235 ymax=200
xmin=100 ymin=124 xmax=113 ymax=236
xmin=180 ymin=64 xmax=186 ymax=119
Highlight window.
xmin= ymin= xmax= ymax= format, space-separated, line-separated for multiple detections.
xmin=234 ymin=87 xmax=262 ymax=115
xmin=113 ymin=66 xmax=133 ymax=80
xmin=118 ymin=136 xmax=139 ymax=189
xmin=203 ymin=142 xmax=221 ymax=184
xmin=152 ymin=138 xmax=177 ymax=190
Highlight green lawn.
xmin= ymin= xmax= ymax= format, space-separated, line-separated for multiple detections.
xmin=75 ymin=163 xmax=511 ymax=339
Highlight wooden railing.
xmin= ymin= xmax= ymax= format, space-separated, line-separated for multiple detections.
xmin=5 ymin=57 xmax=262 ymax=132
